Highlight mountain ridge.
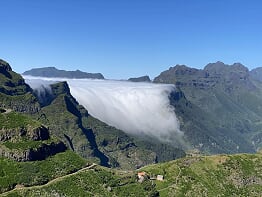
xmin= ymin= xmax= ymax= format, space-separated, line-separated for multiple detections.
xmin=1 ymin=59 xmax=185 ymax=170
xmin=154 ymin=61 xmax=262 ymax=154
xmin=1 ymin=58 xmax=262 ymax=196
xmin=23 ymin=66 xmax=104 ymax=79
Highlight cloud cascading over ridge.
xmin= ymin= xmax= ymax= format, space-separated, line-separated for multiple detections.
xmin=24 ymin=76 xmax=184 ymax=144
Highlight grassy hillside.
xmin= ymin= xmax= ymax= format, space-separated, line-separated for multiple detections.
xmin=0 ymin=151 xmax=87 ymax=194
xmin=2 ymin=152 xmax=261 ymax=196
xmin=1 ymin=164 xmax=158 ymax=197
xmin=0 ymin=59 xmax=40 ymax=113
xmin=0 ymin=111 xmax=41 ymax=129
xmin=141 ymin=152 xmax=262 ymax=196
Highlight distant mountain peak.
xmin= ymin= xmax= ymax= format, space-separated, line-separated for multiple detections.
xmin=23 ymin=67 xmax=104 ymax=79
xmin=128 ymin=75 xmax=151 ymax=82
xmin=204 ymin=61 xmax=249 ymax=76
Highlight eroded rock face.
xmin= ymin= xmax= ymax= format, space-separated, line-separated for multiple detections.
xmin=0 ymin=125 xmax=50 ymax=142
xmin=0 ymin=124 xmax=67 ymax=161
xmin=154 ymin=62 xmax=255 ymax=90
xmin=30 ymin=126 xmax=50 ymax=141
xmin=0 ymin=142 xmax=66 ymax=161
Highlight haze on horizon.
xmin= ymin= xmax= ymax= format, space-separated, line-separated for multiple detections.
xmin=1 ymin=0 xmax=262 ymax=79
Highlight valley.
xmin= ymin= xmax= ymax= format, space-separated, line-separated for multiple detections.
xmin=1 ymin=59 xmax=262 ymax=196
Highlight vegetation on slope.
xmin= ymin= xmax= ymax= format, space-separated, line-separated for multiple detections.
xmin=34 ymin=81 xmax=185 ymax=169
xmin=1 ymin=165 xmax=158 ymax=197
xmin=2 ymin=152 xmax=261 ymax=197
xmin=0 ymin=59 xmax=40 ymax=113
xmin=141 ymin=152 xmax=262 ymax=196
xmin=0 ymin=111 xmax=41 ymax=129
xmin=154 ymin=62 xmax=262 ymax=154
xmin=0 ymin=150 xmax=87 ymax=194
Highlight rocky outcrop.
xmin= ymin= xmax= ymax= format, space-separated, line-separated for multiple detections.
xmin=0 ymin=59 xmax=40 ymax=113
xmin=0 ymin=123 xmax=67 ymax=162
xmin=0 ymin=141 xmax=66 ymax=161
xmin=154 ymin=62 xmax=255 ymax=90
xmin=0 ymin=125 xmax=50 ymax=142
xmin=29 ymin=126 xmax=50 ymax=141
xmin=0 ymin=59 xmax=12 ymax=71
xmin=0 ymin=59 xmax=31 ymax=96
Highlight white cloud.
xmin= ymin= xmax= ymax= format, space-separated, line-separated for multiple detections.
xmin=24 ymin=76 xmax=184 ymax=145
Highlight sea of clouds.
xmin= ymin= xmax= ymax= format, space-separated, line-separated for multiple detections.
xmin=24 ymin=76 xmax=184 ymax=144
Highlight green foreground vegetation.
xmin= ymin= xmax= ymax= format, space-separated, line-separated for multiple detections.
xmin=1 ymin=152 xmax=261 ymax=196
xmin=142 ymin=152 xmax=262 ymax=196
xmin=0 ymin=151 xmax=87 ymax=194
xmin=0 ymin=112 xmax=41 ymax=129
xmin=1 ymin=165 xmax=158 ymax=197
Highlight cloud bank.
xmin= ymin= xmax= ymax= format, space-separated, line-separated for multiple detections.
xmin=24 ymin=76 xmax=184 ymax=145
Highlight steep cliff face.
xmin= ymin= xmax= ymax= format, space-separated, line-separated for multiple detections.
xmin=0 ymin=125 xmax=49 ymax=142
xmin=154 ymin=62 xmax=262 ymax=154
xmin=154 ymin=62 xmax=255 ymax=91
xmin=1 ymin=59 xmax=185 ymax=169
xmin=0 ymin=111 xmax=66 ymax=162
xmin=34 ymin=81 xmax=185 ymax=169
xmin=0 ymin=141 xmax=66 ymax=161
xmin=0 ymin=59 xmax=31 ymax=95
xmin=0 ymin=59 xmax=40 ymax=113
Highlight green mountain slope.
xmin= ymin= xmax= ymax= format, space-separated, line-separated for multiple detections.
xmin=3 ymin=152 xmax=261 ymax=197
xmin=0 ymin=59 xmax=40 ymax=113
xmin=34 ymin=81 xmax=185 ymax=169
xmin=142 ymin=151 xmax=262 ymax=197
xmin=1 ymin=59 xmax=185 ymax=170
xmin=0 ymin=151 xmax=87 ymax=194
xmin=154 ymin=62 xmax=262 ymax=154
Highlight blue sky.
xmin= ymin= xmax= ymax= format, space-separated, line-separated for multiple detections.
xmin=1 ymin=0 xmax=262 ymax=79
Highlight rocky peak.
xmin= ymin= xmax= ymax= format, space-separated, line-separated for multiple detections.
xmin=0 ymin=59 xmax=12 ymax=72
xmin=168 ymin=65 xmax=200 ymax=75
xmin=51 ymin=81 xmax=71 ymax=96
xmin=154 ymin=61 xmax=256 ymax=91
xmin=204 ymin=61 xmax=249 ymax=74
xmin=204 ymin=61 xmax=250 ymax=84
xmin=33 ymin=81 xmax=71 ymax=107
xmin=204 ymin=61 xmax=227 ymax=73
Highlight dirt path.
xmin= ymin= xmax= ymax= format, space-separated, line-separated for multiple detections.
xmin=0 ymin=163 xmax=97 ymax=196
